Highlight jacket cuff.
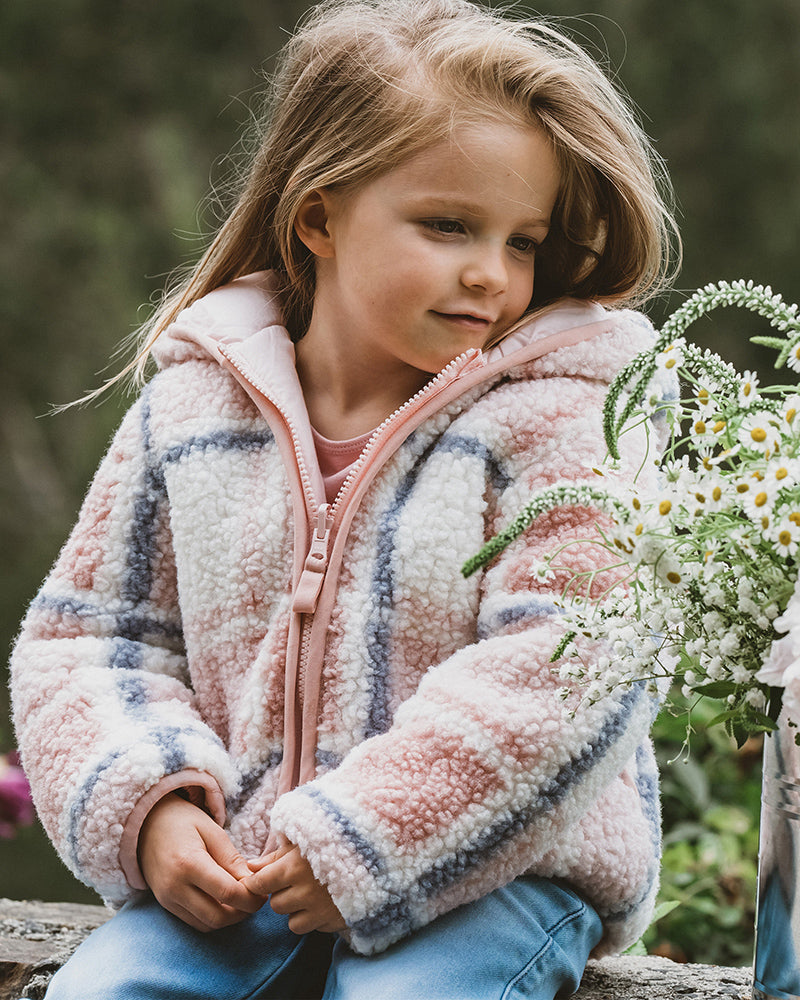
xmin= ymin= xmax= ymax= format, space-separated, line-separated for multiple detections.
xmin=119 ymin=770 xmax=227 ymax=890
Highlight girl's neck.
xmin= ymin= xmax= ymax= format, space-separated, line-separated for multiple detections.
xmin=295 ymin=327 xmax=430 ymax=440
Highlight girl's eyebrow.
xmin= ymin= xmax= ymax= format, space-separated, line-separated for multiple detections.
xmin=409 ymin=194 xmax=551 ymax=227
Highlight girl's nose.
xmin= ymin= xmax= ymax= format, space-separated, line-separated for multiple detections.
xmin=460 ymin=247 xmax=508 ymax=295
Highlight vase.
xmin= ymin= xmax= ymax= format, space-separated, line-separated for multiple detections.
xmin=753 ymin=708 xmax=800 ymax=999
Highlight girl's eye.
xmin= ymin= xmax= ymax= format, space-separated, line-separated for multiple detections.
xmin=425 ymin=219 xmax=465 ymax=236
xmin=508 ymin=235 xmax=538 ymax=254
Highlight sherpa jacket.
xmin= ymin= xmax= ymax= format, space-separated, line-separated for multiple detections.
xmin=11 ymin=271 xmax=666 ymax=957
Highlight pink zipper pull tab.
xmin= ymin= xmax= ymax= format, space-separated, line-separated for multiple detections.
xmin=456 ymin=348 xmax=485 ymax=375
xmin=292 ymin=504 xmax=333 ymax=614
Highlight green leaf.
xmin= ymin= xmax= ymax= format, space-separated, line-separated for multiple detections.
xmin=693 ymin=681 xmax=737 ymax=699
xmin=705 ymin=708 xmax=739 ymax=728
xmin=652 ymin=900 xmax=681 ymax=922
xmin=742 ymin=709 xmax=778 ymax=734
xmin=750 ymin=335 xmax=790 ymax=350
xmin=623 ymin=937 xmax=649 ymax=956
xmin=725 ymin=715 xmax=751 ymax=749
xmin=750 ymin=334 xmax=800 ymax=369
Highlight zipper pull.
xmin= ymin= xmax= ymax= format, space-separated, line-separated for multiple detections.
xmin=292 ymin=504 xmax=333 ymax=614
xmin=456 ymin=348 xmax=486 ymax=376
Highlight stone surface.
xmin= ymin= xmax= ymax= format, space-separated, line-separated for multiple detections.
xmin=574 ymin=954 xmax=753 ymax=1000
xmin=0 ymin=899 xmax=756 ymax=999
xmin=0 ymin=899 xmax=111 ymax=1000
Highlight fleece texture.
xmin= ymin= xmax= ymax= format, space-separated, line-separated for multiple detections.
xmin=11 ymin=272 xmax=670 ymax=956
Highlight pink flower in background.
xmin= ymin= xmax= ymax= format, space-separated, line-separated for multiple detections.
xmin=0 ymin=751 xmax=34 ymax=838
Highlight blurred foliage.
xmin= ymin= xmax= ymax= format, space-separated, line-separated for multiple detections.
xmin=645 ymin=696 xmax=762 ymax=966
xmin=1 ymin=0 xmax=798 ymax=965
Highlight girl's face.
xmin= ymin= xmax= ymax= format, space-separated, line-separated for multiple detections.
xmin=300 ymin=120 xmax=562 ymax=391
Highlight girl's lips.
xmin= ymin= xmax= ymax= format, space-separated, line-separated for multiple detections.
xmin=432 ymin=311 xmax=492 ymax=329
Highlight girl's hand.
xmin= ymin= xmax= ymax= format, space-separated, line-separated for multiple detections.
xmin=243 ymin=841 xmax=346 ymax=935
xmin=138 ymin=792 xmax=266 ymax=932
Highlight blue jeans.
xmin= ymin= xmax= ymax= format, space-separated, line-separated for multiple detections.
xmin=45 ymin=876 xmax=602 ymax=1000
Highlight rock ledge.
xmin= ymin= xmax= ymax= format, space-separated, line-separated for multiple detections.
xmin=0 ymin=898 xmax=754 ymax=1000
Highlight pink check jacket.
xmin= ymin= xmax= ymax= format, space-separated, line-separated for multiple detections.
xmin=11 ymin=272 xmax=669 ymax=956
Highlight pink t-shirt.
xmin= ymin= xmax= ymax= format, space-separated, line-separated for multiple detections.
xmin=312 ymin=427 xmax=373 ymax=503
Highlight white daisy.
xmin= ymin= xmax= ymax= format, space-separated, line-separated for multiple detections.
xmin=781 ymin=395 xmax=800 ymax=431
xmin=771 ymin=517 xmax=800 ymax=558
xmin=741 ymin=476 xmax=777 ymax=521
xmin=737 ymin=410 xmax=781 ymax=455
xmin=656 ymin=342 xmax=684 ymax=372
xmin=764 ymin=456 xmax=800 ymax=490
xmin=785 ymin=339 xmax=800 ymax=374
xmin=738 ymin=371 xmax=760 ymax=408
xmin=693 ymin=383 xmax=720 ymax=417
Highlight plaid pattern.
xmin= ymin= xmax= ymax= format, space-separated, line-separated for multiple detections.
xmin=12 ymin=279 xmax=667 ymax=956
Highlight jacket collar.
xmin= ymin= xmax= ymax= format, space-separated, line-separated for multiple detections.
xmin=152 ymin=269 xmax=637 ymax=388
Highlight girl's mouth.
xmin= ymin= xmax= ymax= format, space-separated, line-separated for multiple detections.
xmin=432 ymin=311 xmax=492 ymax=330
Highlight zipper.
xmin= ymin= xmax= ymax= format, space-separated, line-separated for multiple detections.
xmin=219 ymin=345 xmax=324 ymax=796
xmin=327 ymin=348 xmax=485 ymax=528
xmin=217 ymin=313 xmax=613 ymax=797
xmin=218 ymin=346 xmax=319 ymax=524
xmin=292 ymin=504 xmax=333 ymax=614
xmin=291 ymin=348 xmax=486 ymax=788
xmin=220 ymin=342 xmax=486 ymax=795
xmin=291 ymin=348 xmax=486 ymax=618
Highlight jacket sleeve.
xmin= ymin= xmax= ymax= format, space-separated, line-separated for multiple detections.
xmin=10 ymin=386 xmax=239 ymax=905
xmin=269 ymin=373 xmax=662 ymax=956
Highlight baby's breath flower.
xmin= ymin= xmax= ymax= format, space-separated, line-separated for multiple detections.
xmin=719 ymin=633 xmax=741 ymax=657
xmin=559 ymin=662 xmax=583 ymax=681
xmin=732 ymin=662 xmax=755 ymax=684
xmin=746 ymin=688 xmax=767 ymax=711
xmin=703 ymin=583 xmax=726 ymax=607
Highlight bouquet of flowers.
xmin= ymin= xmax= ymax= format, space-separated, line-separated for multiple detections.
xmin=464 ymin=281 xmax=800 ymax=747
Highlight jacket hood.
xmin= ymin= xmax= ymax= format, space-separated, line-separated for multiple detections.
xmin=152 ymin=270 xmax=657 ymax=388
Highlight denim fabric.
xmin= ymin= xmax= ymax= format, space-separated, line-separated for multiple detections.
xmin=753 ymin=872 xmax=800 ymax=1000
xmin=44 ymin=876 xmax=601 ymax=1000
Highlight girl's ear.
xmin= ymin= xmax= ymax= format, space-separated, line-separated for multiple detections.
xmin=294 ymin=189 xmax=335 ymax=258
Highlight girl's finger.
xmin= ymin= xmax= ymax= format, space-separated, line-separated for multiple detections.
xmin=242 ymin=863 xmax=289 ymax=897
xmin=266 ymin=884 xmax=304 ymax=915
xmin=190 ymin=854 xmax=264 ymax=913
xmin=168 ymin=891 xmax=253 ymax=933
xmin=200 ymin=820 xmax=256 ymax=882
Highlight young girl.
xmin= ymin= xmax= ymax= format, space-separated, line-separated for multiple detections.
xmin=11 ymin=1 xmax=679 ymax=997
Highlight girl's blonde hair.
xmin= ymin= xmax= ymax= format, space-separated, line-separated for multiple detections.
xmin=119 ymin=0 xmax=680 ymax=389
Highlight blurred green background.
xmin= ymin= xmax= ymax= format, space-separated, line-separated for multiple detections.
xmin=1 ymin=0 xmax=798 ymax=966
